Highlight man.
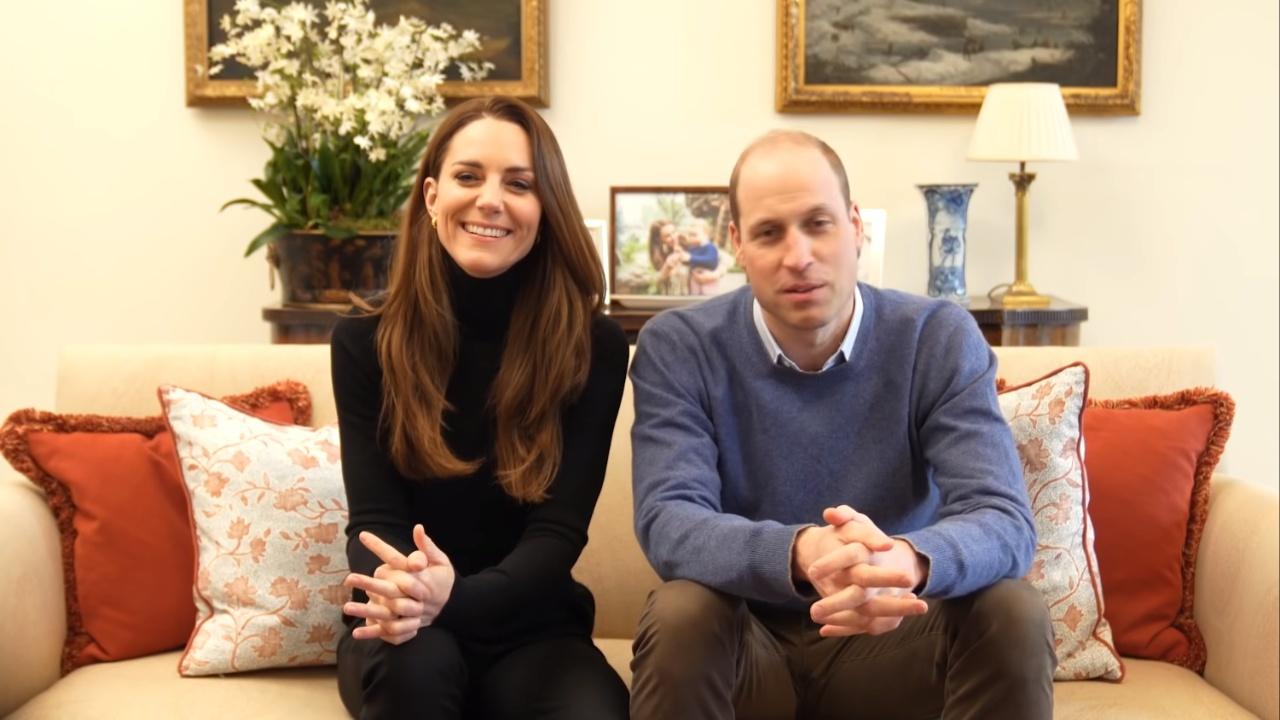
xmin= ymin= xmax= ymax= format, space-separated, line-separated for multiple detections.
xmin=628 ymin=130 xmax=1054 ymax=720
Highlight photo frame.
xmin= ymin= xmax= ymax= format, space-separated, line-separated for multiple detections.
xmin=609 ymin=187 xmax=745 ymax=310
xmin=776 ymin=0 xmax=1141 ymax=114
xmin=584 ymin=218 xmax=610 ymax=306
xmin=184 ymin=0 xmax=547 ymax=107
xmin=858 ymin=208 xmax=886 ymax=288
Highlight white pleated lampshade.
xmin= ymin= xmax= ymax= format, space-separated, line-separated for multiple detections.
xmin=967 ymin=83 xmax=1078 ymax=162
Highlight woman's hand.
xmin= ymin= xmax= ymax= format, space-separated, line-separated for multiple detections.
xmin=343 ymin=524 xmax=455 ymax=644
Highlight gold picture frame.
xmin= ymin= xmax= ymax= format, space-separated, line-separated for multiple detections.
xmin=776 ymin=0 xmax=1141 ymax=115
xmin=183 ymin=0 xmax=548 ymax=107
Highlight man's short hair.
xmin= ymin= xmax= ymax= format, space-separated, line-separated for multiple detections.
xmin=728 ymin=130 xmax=852 ymax=226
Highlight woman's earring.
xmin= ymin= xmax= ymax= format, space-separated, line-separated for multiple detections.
xmin=430 ymin=215 xmax=438 ymax=230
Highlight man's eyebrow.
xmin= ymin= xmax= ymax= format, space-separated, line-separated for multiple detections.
xmin=748 ymin=204 xmax=835 ymax=231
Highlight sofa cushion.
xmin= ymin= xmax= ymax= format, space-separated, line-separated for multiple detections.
xmin=0 ymin=382 xmax=311 ymax=674
xmin=998 ymin=364 xmax=1123 ymax=681
xmin=7 ymin=652 xmax=1256 ymax=720
xmin=1052 ymin=659 xmax=1257 ymax=720
xmin=162 ymin=386 xmax=348 ymax=676
xmin=1084 ymin=389 xmax=1234 ymax=673
xmin=6 ymin=652 xmax=346 ymax=719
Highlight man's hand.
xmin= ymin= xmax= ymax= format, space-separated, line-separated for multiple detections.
xmin=342 ymin=524 xmax=455 ymax=645
xmin=798 ymin=506 xmax=929 ymax=637
xmin=793 ymin=507 xmax=894 ymax=597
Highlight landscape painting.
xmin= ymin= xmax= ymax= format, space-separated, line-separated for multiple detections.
xmin=777 ymin=0 xmax=1140 ymax=114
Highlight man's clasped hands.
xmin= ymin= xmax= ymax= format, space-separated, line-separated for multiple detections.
xmin=793 ymin=505 xmax=930 ymax=637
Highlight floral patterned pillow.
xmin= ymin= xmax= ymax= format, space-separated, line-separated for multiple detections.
xmin=999 ymin=364 xmax=1124 ymax=681
xmin=160 ymin=385 xmax=349 ymax=676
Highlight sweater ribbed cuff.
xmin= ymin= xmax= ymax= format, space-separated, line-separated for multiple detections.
xmin=897 ymin=527 xmax=953 ymax=598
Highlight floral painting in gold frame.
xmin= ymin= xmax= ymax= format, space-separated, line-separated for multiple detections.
xmin=777 ymin=0 xmax=1140 ymax=114
xmin=184 ymin=0 xmax=547 ymax=107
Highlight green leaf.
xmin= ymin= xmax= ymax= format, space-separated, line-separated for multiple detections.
xmin=305 ymin=191 xmax=331 ymax=220
xmin=320 ymin=222 xmax=358 ymax=240
xmin=243 ymin=222 xmax=291 ymax=258
xmin=251 ymin=178 xmax=287 ymax=208
xmin=219 ymin=197 xmax=280 ymax=218
xmin=317 ymin=142 xmax=345 ymax=202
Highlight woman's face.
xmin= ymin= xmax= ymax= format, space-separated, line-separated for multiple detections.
xmin=660 ymin=223 xmax=677 ymax=247
xmin=424 ymin=117 xmax=542 ymax=278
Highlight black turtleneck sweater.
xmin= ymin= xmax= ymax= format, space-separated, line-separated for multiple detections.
xmin=329 ymin=256 xmax=628 ymax=642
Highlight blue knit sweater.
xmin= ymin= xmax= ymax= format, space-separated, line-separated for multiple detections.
xmin=630 ymin=285 xmax=1035 ymax=607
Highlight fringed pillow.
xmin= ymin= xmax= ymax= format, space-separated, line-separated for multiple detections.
xmin=1083 ymin=389 xmax=1234 ymax=672
xmin=0 ymin=381 xmax=310 ymax=674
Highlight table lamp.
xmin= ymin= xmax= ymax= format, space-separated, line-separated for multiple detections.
xmin=968 ymin=83 xmax=1078 ymax=308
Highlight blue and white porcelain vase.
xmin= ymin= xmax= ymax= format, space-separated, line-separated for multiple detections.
xmin=918 ymin=183 xmax=977 ymax=302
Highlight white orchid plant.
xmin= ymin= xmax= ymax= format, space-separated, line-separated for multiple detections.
xmin=207 ymin=0 xmax=491 ymax=256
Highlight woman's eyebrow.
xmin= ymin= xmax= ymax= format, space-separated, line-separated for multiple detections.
xmin=449 ymin=159 xmax=533 ymax=174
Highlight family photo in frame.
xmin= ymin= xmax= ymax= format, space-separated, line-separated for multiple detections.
xmin=609 ymin=187 xmax=745 ymax=310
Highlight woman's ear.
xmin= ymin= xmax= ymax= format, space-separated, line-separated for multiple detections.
xmin=423 ymin=176 xmax=438 ymax=218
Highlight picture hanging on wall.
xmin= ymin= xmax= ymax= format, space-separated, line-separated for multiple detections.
xmin=609 ymin=187 xmax=744 ymax=310
xmin=858 ymin=208 xmax=887 ymax=288
xmin=184 ymin=0 xmax=547 ymax=107
xmin=585 ymin=219 xmax=610 ymax=306
xmin=776 ymin=0 xmax=1141 ymax=114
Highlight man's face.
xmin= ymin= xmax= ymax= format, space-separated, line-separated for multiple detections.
xmin=730 ymin=144 xmax=863 ymax=341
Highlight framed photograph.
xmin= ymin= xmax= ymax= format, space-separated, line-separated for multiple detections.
xmin=858 ymin=208 xmax=886 ymax=287
xmin=584 ymin=218 xmax=610 ymax=306
xmin=776 ymin=0 xmax=1141 ymax=114
xmin=184 ymin=0 xmax=547 ymax=107
xmin=609 ymin=187 xmax=746 ymax=310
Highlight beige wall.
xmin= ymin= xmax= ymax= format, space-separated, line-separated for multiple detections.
xmin=1 ymin=1 xmax=1276 ymax=489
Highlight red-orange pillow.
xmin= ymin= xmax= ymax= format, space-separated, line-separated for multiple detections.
xmin=0 ymin=381 xmax=312 ymax=674
xmin=1083 ymin=389 xmax=1234 ymax=673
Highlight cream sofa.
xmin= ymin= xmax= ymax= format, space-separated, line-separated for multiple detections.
xmin=1 ymin=344 xmax=1276 ymax=719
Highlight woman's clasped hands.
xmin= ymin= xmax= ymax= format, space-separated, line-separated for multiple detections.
xmin=343 ymin=524 xmax=455 ymax=645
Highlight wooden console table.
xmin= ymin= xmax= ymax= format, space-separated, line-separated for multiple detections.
xmin=262 ymin=305 xmax=657 ymax=345
xmin=604 ymin=297 xmax=1087 ymax=346
xmin=262 ymin=305 xmax=344 ymax=344
xmin=965 ymin=296 xmax=1088 ymax=346
xmin=264 ymin=296 xmax=1088 ymax=347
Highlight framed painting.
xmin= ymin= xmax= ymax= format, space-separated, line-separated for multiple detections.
xmin=584 ymin=218 xmax=610 ymax=306
xmin=858 ymin=208 xmax=886 ymax=288
xmin=777 ymin=0 xmax=1140 ymax=114
xmin=609 ymin=187 xmax=746 ymax=310
xmin=184 ymin=0 xmax=547 ymax=107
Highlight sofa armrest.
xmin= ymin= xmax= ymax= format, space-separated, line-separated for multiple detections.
xmin=1195 ymin=475 xmax=1280 ymax=720
xmin=0 ymin=472 xmax=64 ymax=716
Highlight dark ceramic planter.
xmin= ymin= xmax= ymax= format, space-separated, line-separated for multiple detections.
xmin=269 ymin=230 xmax=395 ymax=308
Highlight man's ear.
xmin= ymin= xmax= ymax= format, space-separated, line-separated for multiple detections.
xmin=849 ymin=203 xmax=865 ymax=259
xmin=730 ymin=221 xmax=743 ymax=263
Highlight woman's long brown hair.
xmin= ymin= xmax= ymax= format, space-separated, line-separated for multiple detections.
xmin=366 ymin=96 xmax=603 ymax=503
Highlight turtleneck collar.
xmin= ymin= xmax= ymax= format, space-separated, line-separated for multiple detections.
xmin=444 ymin=249 xmax=530 ymax=340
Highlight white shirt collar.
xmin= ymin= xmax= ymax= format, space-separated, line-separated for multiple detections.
xmin=752 ymin=285 xmax=863 ymax=373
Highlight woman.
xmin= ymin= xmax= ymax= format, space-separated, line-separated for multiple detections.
xmin=330 ymin=96 xmax=630 ymax=719
xmin=647 ymin=219 xmax=688 ymax=295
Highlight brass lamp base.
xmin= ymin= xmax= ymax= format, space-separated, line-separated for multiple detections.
xmin=993 ymin=282 xmax=1051 ymax=308
xmin=999 ymin=165 xmax=1052 ymax=309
